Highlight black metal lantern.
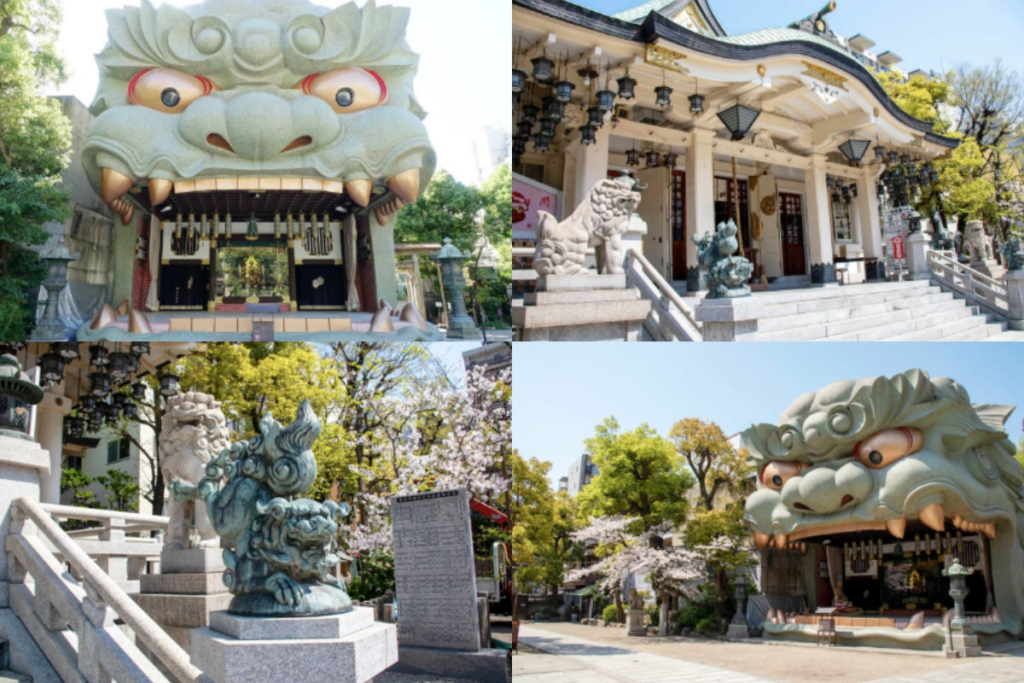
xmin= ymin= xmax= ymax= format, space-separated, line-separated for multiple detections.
xmin=39 ymin=352 xmax=65 ymax=383
xmin=540 ymin=119 xmax=557 ymax=137
xmin=521 ymin=104 xmax=540 ymax=123
xmin=512 ymin=68 xmax=526 ymax=93
xmin=532 ymin=134 xmax=551 ymax=152
xmin=89 ymin=370 xmax=110 ymax=398
xmin=123 ymin=402 xmax=138 ymax=420
xmin=79 ymin=395 xmax=97 ymax=414
xmin=877 ymin=183 xmax=886 ymax=198
xmin=616 ymin=71 xmax=636 ymax=100
xmin=645 ymin=149 xmax=660 ymax=168
xmin=553 ymin=80 xmax=575 ymax=103
xmin=131 ymin=380 xmax=147 ymax=401
xmin=579 ymin=125 xmax=597 ymax=146
xmin=68 ymin=415 xmax=85 ymax=439
xmin=663 ymin=151 xmax=679 ymax=168
xmin=887 ymin=150 xmax=899 ymax=165
xmin=831 ymin=191 xmax=841 ymax=204
xmin=596 ymin=89 xmax=615 ymax=111
xmin=126 ymin=353 xmax=140 ymax=375
xmin=838 ymin=139 xmax=871 ymax=165
xmin=531 ymin=55 xmax=554 ymax=83
xmin=587 ymin=105 xmax=604 ymax=128
xmin=108 ymin=351 xmax=132 ymax=381
xmin=159 ymin=372 xmax=180 ymax=397
xmin=654 ymin=84 xmax=673 ymax=108
xmin=52 ymin=342 xmax=80 ymax=361
xmin=688 ymin=92 xmax=705 ymax=115
xmin=106 ymin=405 xmax=120 ymax=427
xmin=717 ymin=103 xmax=761 ymax=141
xmin=900 ymin=153 xmax=911 ymax=165
xmin=516 ymin=120 xmax=534 ymax=137
xmin=875 ymin=144 xmax=887 ymax=160
xmin=112 ymin=393 xmax=128 ymax=411
xmin=0 ymin=344 xmax=20 ymax=358
xmin=626 ymin=148 xmax=640 ymax=167
xmin=826 ymin=175 xmax=834 ymax=190
xmin=930 ymin=169 xmax=939 ymax=183
xmin=851 ymin=183 xmax=858 ymax=198
xmin=542 ymin=97 xmax=563 ymax=121
xmin=89 ymin=344 xmax=108 ymax=367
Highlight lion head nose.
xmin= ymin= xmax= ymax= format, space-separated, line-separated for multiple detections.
xmin=780 ymin=461 xmax=874 ymax=515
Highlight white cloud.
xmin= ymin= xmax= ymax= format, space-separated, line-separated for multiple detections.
xmin=46 ymin=0 xmax=511 ymax=186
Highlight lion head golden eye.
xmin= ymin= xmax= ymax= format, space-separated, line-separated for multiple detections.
xmin=854 ymin=427 xmax=923 ymax=469
xmin=760 ymin=461 xmax=809 ymax=491
xmin=296 ymin=68 xmax=388 ymax=114
xmin=128 ymin=68 xmax=218 ymax=113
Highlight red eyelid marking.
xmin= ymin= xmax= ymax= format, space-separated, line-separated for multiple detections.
xmin=127 ymin=68 xmax=154 ymax=105
xmin=366 ymin=69 xmax=388 ymax=104
xmin=301 ymin=73 xmax=319 ymax=96
xmin=196 ymin=76 xmax=214 ymax=96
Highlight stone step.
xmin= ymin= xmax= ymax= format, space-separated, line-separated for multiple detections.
xmin=757 ymin=302 xmax=963 ymax=342
xmin=0 ymin=671 xmax=32 ymax=683
xmin=758 ymin=283 xmax=942 ymax=317
xmin=933 ymin=322 xmax=1007 ymax=341
xmin=755 ymin=292 xmax=953 ymax=333
xmin=767 ymin=275 xmax=812 ymax=290
xmin=886 ymin=315 xmax=1001 ymax=342
xmin=822 ymin=307 xmax=979 ymax=342
xmin=752 ymin=279 xmax=931 ymax=306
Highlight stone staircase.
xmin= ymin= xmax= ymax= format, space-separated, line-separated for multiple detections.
xmin=751 ymin=280 xmax=1007 ymax=341
xmin=0 ymin=640 xmax=32 ymax=683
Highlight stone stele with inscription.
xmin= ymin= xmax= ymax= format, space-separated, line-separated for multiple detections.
xmin=390 ymin=488 xmax=481 ymax=651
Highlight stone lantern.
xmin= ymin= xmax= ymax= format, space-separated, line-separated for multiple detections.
xmin=433 ymin=238 xmax=480 ymax=340
xmin=942 ymin=558 xmax=982 ymax=657
xmin=30 ymin=238 xmax=80 ymax=341
xmin=0 ymin=354 xmax=45 ymax=441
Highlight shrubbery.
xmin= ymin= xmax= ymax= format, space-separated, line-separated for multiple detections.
xmin=347 ymin=549 xmax=395 ymax=601
xmin=677 ymin=604 xmax=715 ymax=629
xmin=695 ymin=616 xmax=722 ymax=635
xmin=601 ymin=604 xmax=620 ymax=623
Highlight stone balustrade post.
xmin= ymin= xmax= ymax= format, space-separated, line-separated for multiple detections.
xmin=905 ymin=232 xmax=931 ymax=280
xmin=1005 ymin=270 xmax=1024 ymax=330
xmin=97 ymin=518 xmax=128 ymax=586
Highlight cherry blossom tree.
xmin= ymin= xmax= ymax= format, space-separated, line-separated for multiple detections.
xmin=346 ymin=364 xmax=512 ymax=552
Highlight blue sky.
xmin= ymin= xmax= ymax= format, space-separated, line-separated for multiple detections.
xmin=512 ymin=344 xmax=1024 ymax=484
xmin=571 ymin=0 xmax=1024 ymax=76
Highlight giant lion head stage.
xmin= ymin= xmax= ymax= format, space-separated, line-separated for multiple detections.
xmin=84 ymin=0 xmax=435 ymax=225
xmin=742 ymin=369 xmax=1024 ymax=649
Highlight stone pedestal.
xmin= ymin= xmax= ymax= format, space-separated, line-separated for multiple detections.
xmin=191 ymin=607 xmax=396 ymax=683
xmin=1005 ymin=270 xmax=1024 ymax=330
xmin=626 ymin=608 xmax=646 ymax=637
xmin=905 ymin=233 xmax=932 ymax=281
xmin=513 ymin=274 xmax=651 ymax=342
xmin=695 ymin=298 xmax=765 ymax=342
xmin=970 ymin=258 xmax=999 ymax=279
xmin=944 ymin=632 xmax=983 ymax=658
xmin=0 ymin=436 xmax=50 ymax=606
xmin=134 ymin=548 xmax=233 ymax=653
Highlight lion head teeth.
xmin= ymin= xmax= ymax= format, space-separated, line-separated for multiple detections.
xmin=917 ymin=503 xmax=946 ymax=532
xmin=885 ymin=517 xmax=907 ymax=539
xmin=386 ymin=168 xmax=420 ymax=203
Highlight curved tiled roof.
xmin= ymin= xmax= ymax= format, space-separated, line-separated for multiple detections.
xmin=513 ymin=0 xmax=959 ymax=148
xmin=613 ymin=0 xmax=726 ymax=37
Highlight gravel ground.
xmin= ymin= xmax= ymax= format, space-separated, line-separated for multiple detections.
xmin=523 ymin=622 xmax=971 ymax=683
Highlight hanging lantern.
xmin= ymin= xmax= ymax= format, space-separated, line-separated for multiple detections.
xmin=131 ymin=380 xmax=148 ymax=401
xmin=587 ymin=105 xmax=604 ymax=128
xmin=596 ymin=89 xmax=615 ymax=111
xmin=540 ymin=119 xmax=557 ymax=137
xmin=616 ymin=71 xmax=636 ymax=100
xmin=579 ymin=125 xmax=597 ymax=146
xmin=875 ymin=143 xmax=887 ymax=160
xmin=645 ymin=149 xmax=660 ymax=168
xmin=542 ymin=97 xmax=563 ymax=121
xmin=159 ymin=372 xmax=180 ymax=397
xmin=39 ymin=352 xmax=64 ymax=383
xmin=89 ymin=344 xmax=109 ymax=367
xmin=532 ymin=134 xmax=551 ymax=152
xmin=900 ymin=153 xmax=911 ymax=165
xmin=112 ymin=393 xmax=128 ymax=411
xmin=512 ymin=135 xmax=528 ymax=155
xmin=838 ymin=139 xmax=871 ymax=165
xmin=831 ymin=191 xmax=842 ymax=205
xmin=717 ymin=103 xmax=760 ymax=141
xmin=851 ymin=183 xmax=858 ymax=198
xmin=246 ymin=215 xmax=259 ymax=241
xmin=929 ymin=169 xmax=939 ymax=183
xmin=654 ymin=84 xmax=673 ymax=108
xmin=52 ymin=342 xmax=80 ymax=361
xmin=79 ymin=395 xmax=97 ymax=414
xmin=887 ymin=150 xmax=899 ymax=165
xmin=516 ymin=120 xmax=534 ymax=137
xmin=553 ymin=79 xmax=575 ymax=103
xmin=663 ymin=151 xmax=679 ymax=169
xmin=123 ymin=402 xmax=138 ymax=420
xmin=531 ymin=55 xmax=554 ymax=83
xmin=826 ymin=176 xmax=835 ymax=190
xmin=688 ymin=92 xmax=705 ymax=114
xmin=106 ymin=405 xmax=120 ymax=427
xmin=126 ymin=353 xmax=140 ymax=376
xmin=626 ymin=148 xmax=640 ymax=167
xmin=89 ymin=371 xmax=110 ymax=398
xmin=68 ymin=415 xmax=86 ymax=439
xmin=108 ymin=351 xmax=132 ymax=381
xmin=512 ymin=68 xmax=526 ymax=93
xmin=521 ymin=104 xmax=540 ymax=123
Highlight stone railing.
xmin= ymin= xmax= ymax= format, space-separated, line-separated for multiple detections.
xmin=43 ymin=504 xmax=167 ymax=595
xmin=625 ymin=250 xmax=703 ymax=342
xmin=511 ymin=246 xmax=536 ymax=284
xmin=927 ymin=250 xmax=1011 ymax=321
xmin=8 ymin=496 xmax=212 ymax=683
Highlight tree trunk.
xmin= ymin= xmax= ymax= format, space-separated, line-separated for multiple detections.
xmin=615 ymin=582 xmax=624 ymax=623
xmin=713 ymin=564 xmax=728 ymax=625
xmin=659 ymin=590 xmax=669 ymax=637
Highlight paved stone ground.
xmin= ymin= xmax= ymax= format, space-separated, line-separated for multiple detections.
xmin=517 ymin=624 xmax=1024 ymax=683
xmin=984 ymin=329 xmax=1024 ymax=341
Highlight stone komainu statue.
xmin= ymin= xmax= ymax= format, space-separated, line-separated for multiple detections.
xmin=533 ymin=177 xmax=642 ymax=276
xmin=964 ymin=220 xmax=993 ymax=261
xmin=170 ymin=400 xmax=352 ymax=616
xmin=159 ymin=391 xmax=232 ymax=550
xmin=693 ymin=219 xmax=753 ymax=299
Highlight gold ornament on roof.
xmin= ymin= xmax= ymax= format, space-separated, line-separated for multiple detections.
xmin=646 ymin=45 xmax=690 ymax=74
xmin=800 ymin=61 xmax=848 ymax=92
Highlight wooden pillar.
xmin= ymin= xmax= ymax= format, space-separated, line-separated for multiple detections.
xmin=685 ymin=129 xmax=716 ymax=291
xmin=804 ymin=154 xmax=835 ymax=284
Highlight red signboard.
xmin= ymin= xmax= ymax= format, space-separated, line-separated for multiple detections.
xmin=512 ymin=175 xmax=560 ymax=238
xmin=891 ymin=236 xmax=905 ymax=261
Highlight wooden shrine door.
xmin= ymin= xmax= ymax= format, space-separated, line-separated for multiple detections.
xmin=671 ymin=170 xmax=687 ymax=281
xmin=779 ymin=192 xmax=806 ymax=276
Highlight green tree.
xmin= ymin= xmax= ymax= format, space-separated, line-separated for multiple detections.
xmin=1015 ymin=437 xmax=1024 ymax=471
xmin=0 ymin=2 xmax=72 ymax=339
xmin=668 ymin=417 xmax=752 ymax=511
xmin=60 ymin=468 xmax=99 ymax=530
xmin=394 ymin=170 xmax=485 ymax=254
xmin=95 ymin=469 xmax=140 ymax=513
xmin=683 ymin=504 xmax=756 ymax=623
xmin=874 ymin=70 xmax=951 ymax=134
xmin=578 ymin=418 xmax=693 ymax=533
